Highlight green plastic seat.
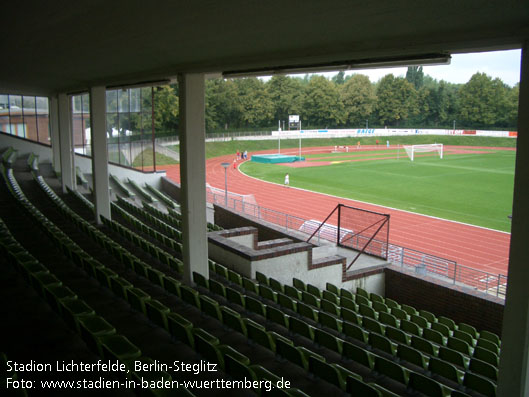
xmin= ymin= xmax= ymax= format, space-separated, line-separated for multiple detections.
xmin=242 ymin=277 xmax=259 ymax=294
xmin=385 ymin=298 xmax=400 ymax=309
xmin=411 ymin=335 xmax=438 ymax=356
xmin=226 ymin=286 xmax=245 ymax=307
xmin=340 ymin=288 xmax=354 ymax=300
xmin=302 ymin=290 xmax=320 ymax=308
xmin=309 ymin=356 xmax=347 ymax=390
xmin=214 ymin=263 xmax=229 ymax=279
xmin=340 ymin=296 xmax=358 ymax=312
xmin=319 ymin=311 xmax=342 ymax=332
xmin=277 ymin=293 xmax=297 ymax=311
xmin=370 ymin=333 xmax=397 ymax=356
xmin=423 ymin=327 xmax=446 ymax=346
xmin=306 ymin=284 xmax=322 ymax=299
xmin=266 ymin=306 xmax=289 ymax=328
xmin=373 ymin=300 xmax=390 ymax=313
xmin=469 ymin=358 xmax=498 ymax=381
xmin=409 ymin=372 xmax=451 ymax=397
xmin=221 ymin=306 xmax=247 ymax=336
xmin=342 ymin=341 xmax=375 ymax=369
xmin=245 ymin=295 xmax=266 ymax=316
xmin=259 ymin=284 xmax=277 ymax=302
xmin=447 ymin=336 xmax=472 ymax=356
xmin=246 ymin=320 xmax=275 ymax=351
xmin=276 ymin=338 xmax=308 ymax=370
xmin=192 ymin=271 xmax=209 ymax=288
xmin=379 ymin=311 xmax=399 ymax=328
xmin=362 ymin=316 xmax=385 ymax=335
xmin=269 ymin=277 xmax=284 ymax=293
xmin=458 ymin=323 xmax=478 ymax=339
xmin=146 ymin=267 xmax=165 ymax=287
xmin=439 ymin=346 xmax=469 ymax=369
xmin=43 ymin=284 xmax=77 ymax=312
xmin=401 ymin=319 xmax=422 ymax=337
xmin=283 ymin=284 xmax=301 ymax=300
xmin=209 ymin=278 xmax=226 ymax=298
xmin=401 ymin=304 xmax=418 ymax=316
xmin=322 ymin=289 xmax=339 ymax=305
xmin=255 ymin=271 xmax=269 ymax=285
xmin=374 ymin=356 xmax=409 ymax=385
xmin=432 ymin=321 xmax=451 ymax=337
xmin=463 ymin=372 xmax=497 ymax=397
xmin=180 ymin=285 xmax=201 ymax=308
xmin=411 ymin=314 xmax=429 ymax=329
xmin=397 ymin=344 xmax=428 ymax=370
xmin=228 ymin=269 xmax=243 ymax=286
xmin=326 ymin=282 xmax=339 ymax=296
xmin=289 ymin=317 xmax=315 ymax=340
xmin=59 ymin=297 xmax=95 ymax=332
xmin=341 ymin=307 xmax=361 ymax=325
xmin=473 ymin=346 xmax=499 ymax=367
xmin=356 ymin=287 xmax=369 ymax=298
xmin=359 ymin=303 xmax=378 ymax=320
xmin=428 ymin=356 xmax=464 ymax=384
xmin=321 ymin=299 xmax=341 ymax=317
xmin=453 ymin=329 xmax=475 ymax=347
xmin=479 ymin=330 xmax=500 ymax=347
xmin=438 ymin=316 xmax=457 ymax=331
xmin=370 ymin=292 xmax=385 ymax=304
xmin=343 ymin=322 xmax=369 ymax=343
xmin=167 ymin=312 xmax=194 ymax=347
xmin=293 ymin=278 xmax=306 ymax=291
xmin=386 ymin=325 xmax=411 ymax=345
xmin=314 ymin=328 xmax=342 ymax=353
xmin=99 ymin=334 xmax=141 ymax=362
xmin=110 ymin=276 xmax=133 ymax=300
xmin=419 ymin=309 xmax=437 ymax=323
xmin=199 ymin=295 xmax=222 ymax=321
xmin=163 ymin=276 xmax=181 ymax=297
xmin=78 ymin=314 xmax=116 ymax=356
xmin=297 ymin=301 xmax=318 ymax=321
xmin=145 ymin=299 xmax=171 ymax=329
xmin=476 ymin=338 xmax=500 ymax=355
xmin=355 ymin=294 xmax=371 ymax=307
xmin=391 ymin=307 xmax=409 ymax=321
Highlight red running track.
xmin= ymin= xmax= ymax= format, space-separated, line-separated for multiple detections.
xmin=162 ymin=146 xmax=511 ymax=277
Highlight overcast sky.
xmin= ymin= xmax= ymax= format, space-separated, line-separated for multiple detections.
xmin=339 ymin=49 xmax=521 ymax=87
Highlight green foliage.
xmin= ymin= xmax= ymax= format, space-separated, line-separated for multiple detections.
xmin=301 ymin=75 xmax=345 ymax=127
xmin=376 ymin=75 xmax=418 ymax=126
xmin=340 ymin=75 xmax=377 ymax=126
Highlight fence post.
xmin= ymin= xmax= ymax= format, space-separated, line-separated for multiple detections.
xmin=453 ymin=263 xmax=457 ymax=284
xmin=400 ymin=247 xmax=404 ymax=268
xmin=497 ymin=275 xmax=501 ymax=298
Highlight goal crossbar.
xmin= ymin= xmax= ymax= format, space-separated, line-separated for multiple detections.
xmin=403 ymin=143 xmax=443 ymax=161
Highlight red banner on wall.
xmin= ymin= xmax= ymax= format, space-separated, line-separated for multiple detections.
xmin=462 ymin=130 xmax=476 ymax=135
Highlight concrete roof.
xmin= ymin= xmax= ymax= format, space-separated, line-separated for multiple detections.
xmin=1 ymin=0 xmax=527 ymax=95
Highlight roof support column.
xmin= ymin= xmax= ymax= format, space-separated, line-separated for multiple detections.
xmin=48 ymin=95 xmax=61 ymax=174
xmin=58 ymin=93 xmax=75 ymax=193
xmin=178 ymin=73 xmax=208 ymax=284
xmin=497 ymin=41 xmax=529 ymax=396
xmin=90 ymin=86 xmax=111 ymax=224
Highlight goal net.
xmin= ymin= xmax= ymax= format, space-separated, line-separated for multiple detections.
xmin=403 ymin=143 xmax=443 ymax=161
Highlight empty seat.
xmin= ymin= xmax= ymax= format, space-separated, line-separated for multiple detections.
xmin=355 ymin=294 xmax=371 ymax=307
xmin=432 ymin=321 xmax=451 ymax=338
xmin=428 ymin=356 xmax=464 ymax=384
xmin=408 ymin=372 xmax=450 ymax=397
xmin=309 ymin=356 xmax=348 ymax=391
xmin=411 ymin=314 xmax=429 ymax=329
xmin=356 ymin=287 xmax=369 ymax=298
xmin=277 ymin=293 xmax=297 ymax=311
xmin=362 ymin=316 xmax=385 ymax=335
xmin=297 ymin=301 xmax=318 ymax=322
xmin=374 ymin=356 xmax=409 ymax=385
xmin=340 ymin=288 xmax=354 ymax=300
xmin=439 ymin=346 xmax=469 ymax=369
xmin=359 ymin=303 xmax=378 ymax=320
xmin=99 ymin=335 xmax=141 ymax=362
xmin=343 ymin=321 xmax=369 ymax=344
xmin=306 ymin=284 xmax=322 ymax=298
xmin=293 ymin=278 xmax=306 ymax=291
xmin=463 ymin=372 xmax=497 ymax=397
xmin=235 ymin=288 xmax=260 ymax=314
xmin=266 ymin=306 xmax=289 ymax=328
xmin=479 ymin=330 xmax=500 ymax=347
xmin=401 ymin=319 xmax=422 ymax=337
xmin=321 ymin=299 xmax=340 ymax=317
xmin=228 ymin=269 xmax=243 ymax=286
xmin=259 ymin=284 xmax=277 ymax=302
xmin=453 ymin=329 xmax=475 ymax=347
xmin=314 ymin=328 xmax=342 ymax=353
xmin=473 ymin=346 xmax=499 ymax=367
xmin=318 ymin=311 xmax=343 ymax=333
xmin=411 ymin=335 xmax=438 ymax=356
xmin=372 ymin=300 xmax=390 ymax=313
xmin=423 ymin=327 xmax=446 ymax=346
xmin=342 ymin=341 xmax=375 ymax=369
xmin=386 ymin=326 xmax=411 ymax=345
xmin=447 ymin=336 xmax=472 ymax=356
xmin=276 ymin=338 xmax=309 ymax=370
xmin=301 ymin=290 xmax=320 ymax=308
xmin=192 ymin=271 xmax=209 ymax=288
xmin=370 ymin=333 xmax=397 ymax=356
xmin=242 ymin=277 xmax=259 ymax=294
xmin=289 ymin=316 xmax=315 ymax=340
xmin=397 ymin=344 xmax=428 ymax=370
xmin=346 ymin=375 xmax=382 ymax=396
xmin=370 ymin=292 xmax=385 ymax=304
xmin=246 ymin=321 xmax=275 ymax=351
xmin=326 ymin=282 xmax=339 ymax=296
xmin=341 ymin=307 xmax=361 ymax=325
xmin=221 ymin=306 xmax=247 ymax=336
xmin=255 ymin=271 xmax=269 ymax=285
xmin=458 ymin=323 xmax=478 ymax=339
xmin=340 ymin=296 xmax=358 ymax=312
xmin=469 ymin=358 xmax=498 ymax=382
xmin=438 ymin=316 xmax=457 ymax=331
xmin=225 ymin=287 xmax=245 ymax=307
xmin=419 ymin=309 xmax=437 ymax=324
xmin=145 ymin=299 xmax=171 ymax=330
xmin=322 ymin=290 xmax=339 ymax=305
xmin=379 ymin=311 xmax=399 ymax=328
xmin=476 ymin=338 xmax=500 ymax=355
xmin=391 ymin=307 xmax=409 ymax=321
xmin=269 ymin=278 xmax=284 ymax=293
xmin=180 ymin=285 xmax=201 ymax=308
xmin=284 ymin=284 xmax=302 ymax=300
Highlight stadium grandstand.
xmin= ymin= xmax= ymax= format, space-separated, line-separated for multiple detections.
xmin=0 ymin=1 xmax=528 ymax=396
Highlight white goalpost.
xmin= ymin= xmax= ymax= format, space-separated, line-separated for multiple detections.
xmin=403 ymin=143 xmax=443 ymax=161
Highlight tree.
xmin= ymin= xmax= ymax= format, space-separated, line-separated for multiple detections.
xmin=376 ymin=75 xmax=418 ymax=126
xmin=153 ymin=85 xmax=179 ymax=133
xmin=234 ymin=78 xmax=274 ymax=128
xmin=332 ymin=71 xmax=346 ymax=85
xmin=267 ymin=75 xmax=304 ymax=125
xmin=340 ymin=74 xmax=376 ymax=127
xmin=406 ymin=66 xmax=424 ymax=89
xmin=301 ymin=75 xmax=345 ymax=128
xmin=457 ymin=72 xmax=510 ymax=128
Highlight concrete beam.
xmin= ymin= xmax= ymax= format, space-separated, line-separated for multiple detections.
xmin=58 ymin=93 xmax=74 ymax=193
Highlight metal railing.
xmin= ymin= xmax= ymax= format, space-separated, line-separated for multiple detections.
xmin=208 ymin=189 xmax=507 ymax=299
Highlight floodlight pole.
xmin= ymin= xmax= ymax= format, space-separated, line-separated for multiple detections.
xmin=221 ymin=162 xmax=230 ymax=206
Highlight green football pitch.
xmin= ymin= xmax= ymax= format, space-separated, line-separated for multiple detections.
xmin=240 ymin=147 xmax=515 ymax=232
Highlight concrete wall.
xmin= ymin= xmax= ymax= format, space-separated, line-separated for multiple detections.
xmin=385 ymin=265 xmax=504 ymax=335
xmin=0 ymin=132 xmax=53 ymax=162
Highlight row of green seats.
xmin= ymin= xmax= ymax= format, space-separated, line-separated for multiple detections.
xmin=116 ymin=196 xmax=182 ymax=241
xmin=66 ymin=186 xmax=95 ymax=214
xmin=2 ymin=147 xmax=17 ymax=167
xmin=127 ymin=177 xmax=157 ymax=203
xmin=144 ymin=183 xmax=179 ymax=209
xmin=242 ymin=269 xmax=496 ymax=397
xmin=101 ymin=214 xmax=183 ymax=273
xmin=111 ymin=201 xmax=183 ymax=255
xmin=110 ymin=174 xmax=135 ymax=198
xmin=143 ymin=201 xmax=182 ymax=229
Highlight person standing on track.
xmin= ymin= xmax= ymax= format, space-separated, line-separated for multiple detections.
xmin=284 ymin=173 xmax=289 ymax=187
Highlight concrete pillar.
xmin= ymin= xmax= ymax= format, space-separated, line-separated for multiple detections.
xmin=48 ymin=95 xmax=61 ymax=174
xmin=89 ymin=86 xmax=111 ymax=224
xmin=497 ymin=42 xmax=529 ymax=396
xmin=178 ymin=73 xmax=208 ymax=284
xmin=58 ymin=93 xmax=75 ymax=193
